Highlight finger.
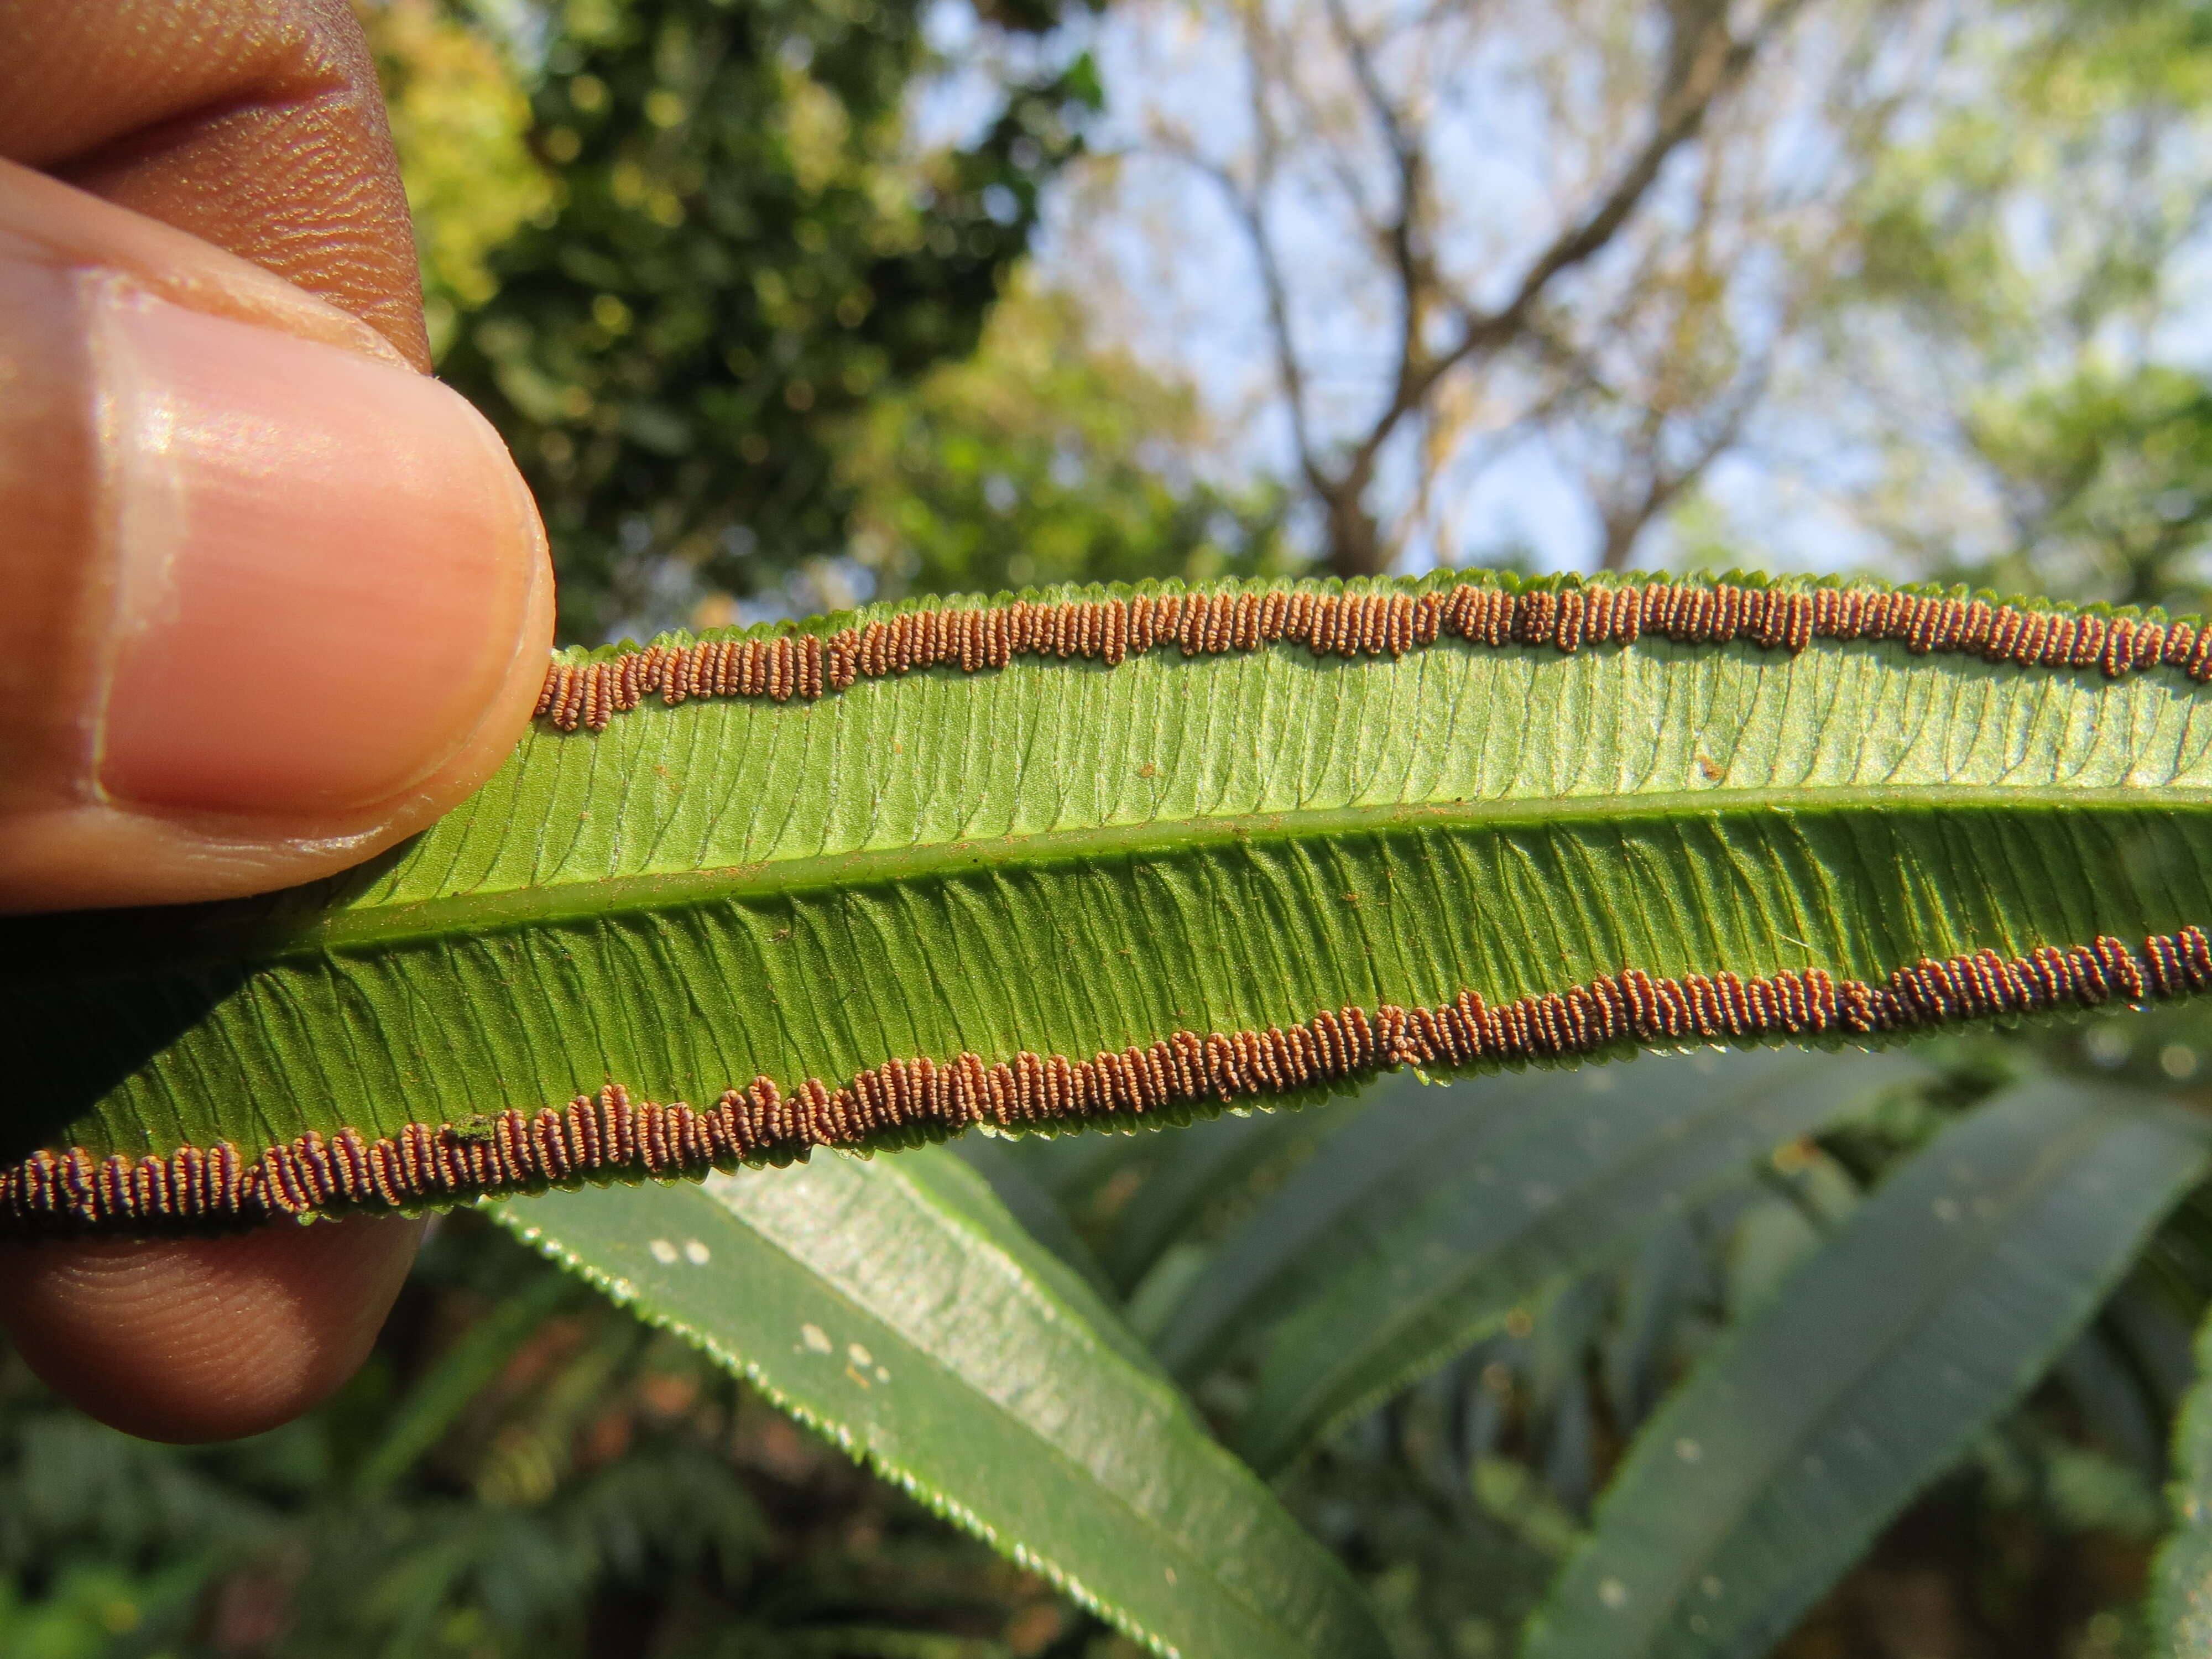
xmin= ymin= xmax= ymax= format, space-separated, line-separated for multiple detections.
xmin=0 ymin=0 xmax=429 ymax=366
xmin=0 ymin=1214 xmax=424 ymax=1443
xmin=0 ymin=0 xmax=549 ymax=909
xmin=0 ymin=162 xmax=555 ymax=911
xmin=0 ymin=0 xmax=538 ymax=1443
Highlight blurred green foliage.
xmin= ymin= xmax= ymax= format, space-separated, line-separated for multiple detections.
xmin=837 ymin=282 xmax=1295 ymax=601
xmin=1958 ymin=366 xmax=2212 ymax=613
xmin=1822 ymin=0 xmax=2212 ymax=615
xmin=362 ymin=0 xmax=557 ymax=342
xmin=0 ymin=1212 xmax=1116 ymax=1659
xmin=408 ymin=0 xmax=1111 ymax=639
xmin=363 ymin=0 xmax=1291 ymax=642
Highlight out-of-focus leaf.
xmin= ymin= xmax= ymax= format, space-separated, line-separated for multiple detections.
xmin=494 ymin=1148 xmax=1392 ymax=1659
xmin=1152 ymin=1068 xmax=1552 ymax=1382
xmin=1474 ymin=1456 xmax=1590 ymax=1562
xmin=2111 ymin=1281 xmax=2200 ymax=1416
xmin=1232 ymin=1050 xmax=1914 ymax=1472
xmin=2154 ymin=1298 xmax=2212 ymax=1656
xmin=1604 ymin=1218 xmax=1711 ymax=1435
xmin=992 ymin=1123 xmax=1150 ymax=1206
xmin=2055 ymin=1328 xmax=2166 ymax=1484
xmin=1527 ymin=1081 xmax=2208 ymax=1659
xmin=353 ymin=1269 xmax=577 ymax=1499
xmin=1532 ymin=1278 xmax=1610 ymax=1516
xmin=1102 ymin=1098 xmax=1366 ymax=1294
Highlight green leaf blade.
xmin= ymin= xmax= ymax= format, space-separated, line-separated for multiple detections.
xmin=1098 ymin=1104 xmax=1343 ymax=1295
xmin=1524 ymin=1082 xmax=2211 ymax=1659
xmin=12 ymin=573 xmax=2212 ymax=1230
xmin=494 ymin=1146 xmax=1393 ymax=1659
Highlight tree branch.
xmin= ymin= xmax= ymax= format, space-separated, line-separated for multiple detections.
xmin=1322 ymin=0 xmax=1434 ymax=441
xmin=1337 ymin=0 xmax=1806 ymax=512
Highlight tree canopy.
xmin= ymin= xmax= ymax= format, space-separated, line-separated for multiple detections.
xmin=373 ymin=0 xmax=1113 ymax=639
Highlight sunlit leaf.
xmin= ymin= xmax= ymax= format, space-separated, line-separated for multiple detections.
xmin=11 ymin=574 xmax=2212 ymax=1234
xmin=495 ymin=1146 xmax=1392 ymax=1659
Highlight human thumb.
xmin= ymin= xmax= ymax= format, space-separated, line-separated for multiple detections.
xmin=0 ymin=159 xmax=552 ymax=912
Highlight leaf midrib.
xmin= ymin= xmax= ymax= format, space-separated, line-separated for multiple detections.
xmin=49 ymin=782 xmax=2212 ymax=977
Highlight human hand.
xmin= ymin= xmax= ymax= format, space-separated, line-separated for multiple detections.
xmin=0 ymin=0 xmax=555 ymax=1441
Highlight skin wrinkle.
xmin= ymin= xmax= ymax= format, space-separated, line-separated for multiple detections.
xmin=0 ymin=0 xmax=429 ymax=366
xmin=0 ymin=1211 xmax=420 ymax=1440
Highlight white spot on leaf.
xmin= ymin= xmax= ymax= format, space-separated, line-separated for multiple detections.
xmin=801 ymin=1323 xmax=832 ymax=1353
xmin=649 ymin=1238 xmax=679 ymax=1265
xmin=684 ymin=1239 xmax=710 ymax=1265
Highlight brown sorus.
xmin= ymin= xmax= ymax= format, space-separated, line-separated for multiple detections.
xmin=533 ymin=581 xmax=2200 ymax=733
xmin=8 ymin=924 xmax=2206 ymax=1234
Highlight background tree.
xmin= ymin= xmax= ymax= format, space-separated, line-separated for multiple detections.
xmin=1058 ymin=0 xmax=1936 ymax=577
xmin=400 ymin=0 xmax=1107 ymax=639
xmin=361 ymin=0 xmax=557 ymax=352
xmin=367 ymin=0 xmax=1301 ymax=641
xmin=1775 ymin=0 xmax=2212 ymax=613
xmin=836 ymin=280 xmax=1295 ymax=601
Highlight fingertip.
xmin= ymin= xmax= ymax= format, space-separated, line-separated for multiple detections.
xmin=0 ymin=1212 xmax=422 ymax=1443
xmin=94 ymin=289 xmax=550 ymax=821
xmin=0 ymin=205 xmax=557 ymax=911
